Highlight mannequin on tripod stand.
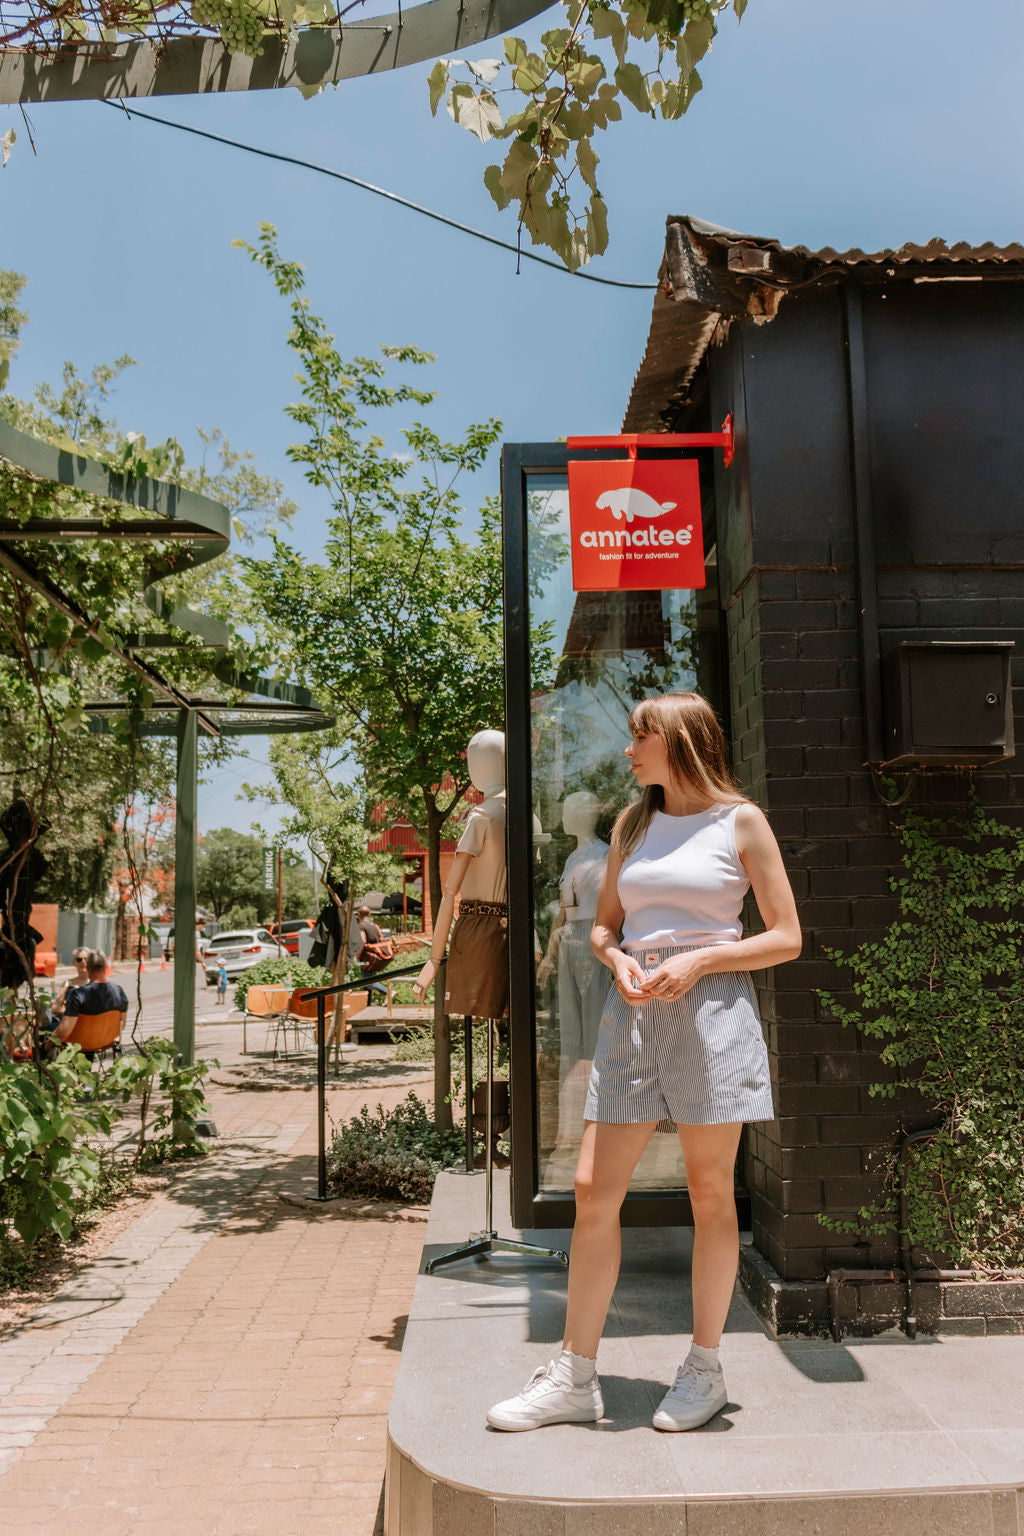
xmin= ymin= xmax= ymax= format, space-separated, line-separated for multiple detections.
xmin=414 ymin=729 xmax=566 ymax=1273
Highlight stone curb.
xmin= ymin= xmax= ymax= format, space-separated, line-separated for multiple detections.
xmin=277 ymin=1189 xmax=429 ymax=1222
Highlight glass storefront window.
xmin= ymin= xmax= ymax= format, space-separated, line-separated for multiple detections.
xmin=520 ymin=470 xmax=726 ymax=1199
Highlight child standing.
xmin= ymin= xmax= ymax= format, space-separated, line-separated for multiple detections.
xmin=216 ymin=963 xmax=228 ymax=1006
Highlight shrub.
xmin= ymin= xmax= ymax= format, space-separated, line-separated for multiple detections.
xmin=0 ymin=1031 xmax=218 ymax=1290
xmin=819 ymin=794 xmax=1024 ymax=1268
xmin=0 ymin=1049 xmax=113 ymax=1244
xmin=232 ymin=958 xmax=329 ymax=1013
xmin=325 ymin=1091 xmax=465 ymax=1204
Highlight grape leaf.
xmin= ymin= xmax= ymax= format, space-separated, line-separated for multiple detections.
xmin=427 ymin=60 xmax=448 ymax=115
xmin=465 ymin=58 xmax=502 ymax=83
xmin=614 ymin=61 xmax=649 ymax=112
xmin=450 ymin=89 xmax=503 ymax=143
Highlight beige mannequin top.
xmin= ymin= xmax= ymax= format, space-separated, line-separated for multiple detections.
xmin=456 ymin=800 xmax=507 ymax=905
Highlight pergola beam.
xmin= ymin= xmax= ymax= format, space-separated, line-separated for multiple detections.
xmin=0 ymin=0 xmax=555 ymax=104
xmin=0 ymin=519 xmax=224 ymax=540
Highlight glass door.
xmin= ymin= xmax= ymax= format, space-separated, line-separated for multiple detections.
xmin=503 ymin=444 xmax=735 ymax=1230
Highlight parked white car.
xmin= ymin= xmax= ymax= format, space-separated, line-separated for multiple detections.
xmin=203 ymin=929 xmax=280 ymax=985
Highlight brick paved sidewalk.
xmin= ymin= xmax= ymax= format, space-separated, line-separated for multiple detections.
xmin=0 ymin=1062 xmax=431 ymax=1536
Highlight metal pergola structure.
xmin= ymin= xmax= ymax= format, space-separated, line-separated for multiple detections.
xmin=0 ymin=415 xmax=332 ymax=1064
xmin=0 ymin=0 xmax=554 ymax=103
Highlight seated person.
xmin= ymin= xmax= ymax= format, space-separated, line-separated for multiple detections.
xmin=49 ymin=947 xmax=90 ymax=1029
xmin=55 ymin=949 xmax=128 ymax=1048
xmin=356 ymin=906 xmax=389 ymax=1000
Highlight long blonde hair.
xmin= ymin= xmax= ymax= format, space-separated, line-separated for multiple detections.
xmin=612 ymin=693 xmax=747 ymax=858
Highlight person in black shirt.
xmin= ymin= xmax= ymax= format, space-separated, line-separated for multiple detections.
xmin=56 ymin=950 xmax=128 ymax=1042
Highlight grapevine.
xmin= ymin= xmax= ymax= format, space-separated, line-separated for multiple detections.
xmin=430 ymin=0 xmax=748 ymax=270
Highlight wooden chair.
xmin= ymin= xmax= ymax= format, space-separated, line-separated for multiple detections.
xmin=261 ymin=987 xmax=317 ymax=1060
xmin=242 ymin=986 xmax=290 ymax=1054
xmin=65 ymin=1009 xmax=123 ymax=1060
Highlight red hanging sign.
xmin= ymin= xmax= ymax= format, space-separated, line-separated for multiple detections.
xmin=567 ymin=458 xmax=705 ymax=592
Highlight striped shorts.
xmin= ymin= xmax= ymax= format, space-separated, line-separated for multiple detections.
xmin=583 ymin=943 xmax=775 ymax=1128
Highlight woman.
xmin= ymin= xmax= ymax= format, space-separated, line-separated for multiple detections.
xmin=48 ymin=947 xmax=89 ymax=1031
xmin=487 ymin=692 xmax=801 ymax=1434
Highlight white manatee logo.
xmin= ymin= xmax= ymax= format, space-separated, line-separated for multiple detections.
xmin=597 ymin=487 xmax=677 ymax=524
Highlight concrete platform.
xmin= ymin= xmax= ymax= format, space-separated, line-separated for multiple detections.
xmin=386 ymin=1171 xmax=1024 ymax=1535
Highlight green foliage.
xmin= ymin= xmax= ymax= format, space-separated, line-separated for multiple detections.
xmin=236 ymin=225 xmax=520 ymax=1130
xmin=102 ymin=1037 xmax=217 ymax=1164
xmin=241 ymin=729 xmax=405 ymax=927
xmin=0 ymin=268 xmax=27 ymax=392
xmin=0 ymin=1032 xmax=218 ymax=1278
xmin=433 ymin=0 xmax=750 ymax=269
xmin=232 ymin=956 xmax=330 ymax=1013
xmin=0 ymin=271 xmax=293 ymax=945
xmin=819 ymin=795 xmax=1024 ymax=1269
xmin=325 ymin=1091 xmax=465 ymax=1205
xmin=196 ymin=826 xmax=314 ymax=923
xmin=0 ymin=1048 xmax=113 ymax=1243
xmin=6 ymin=0 xmax=750 ymax=269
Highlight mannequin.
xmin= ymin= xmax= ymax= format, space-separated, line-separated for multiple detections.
xmin=414 ymin=729 xmax=508 ymax=1019
xmin=536 ymin=792 xmax=609 ymax=1142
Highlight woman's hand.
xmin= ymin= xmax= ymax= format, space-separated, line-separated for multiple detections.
xmin=612 ymin=954 xmax=648 ymax=1004
xmin=640 ymin=950 xmax=710 ymax=1001
xmin=413 ymin=960 xmax=436 ymax=1004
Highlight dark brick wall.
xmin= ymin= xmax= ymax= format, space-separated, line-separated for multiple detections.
xmin=723 ymin=554 xmax=1024 ymax=1291
xmin=702 ymin=281 xmax=1024 ymax=1316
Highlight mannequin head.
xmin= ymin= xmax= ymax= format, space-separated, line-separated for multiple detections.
xmin=466 ymin=730 xmax=505 ymax=797
xmin=561 ymin=790 xmax=600 ymax=842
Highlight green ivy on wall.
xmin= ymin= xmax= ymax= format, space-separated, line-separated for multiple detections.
xmin=819 ymin=793 xmax=1024 ymax=1270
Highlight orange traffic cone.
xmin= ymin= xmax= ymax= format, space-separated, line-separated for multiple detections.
xmin=139 ymin=956 xmax=146 ymax=973
xmin=160 ymin=956 xmax=168 ymax=971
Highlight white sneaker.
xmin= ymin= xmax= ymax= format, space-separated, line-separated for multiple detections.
xmin=486 ymin=1360 xmax=603 ymax=1432
xmin=652 ymin=1359 xmax=728 ymax=1431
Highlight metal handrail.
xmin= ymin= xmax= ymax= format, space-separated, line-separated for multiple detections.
xmin=300 ymin=959 xmax=440 ymax=1200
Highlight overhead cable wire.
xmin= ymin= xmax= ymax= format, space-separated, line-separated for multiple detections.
xmin=103 ymin=99 xmax=659 ymax=292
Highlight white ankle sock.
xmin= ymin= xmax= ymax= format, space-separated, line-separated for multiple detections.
xmin=558 ymin=1348 xmax=597 ymax=1385
xmin=687 ymin=1342 xmax=720 ymax=1373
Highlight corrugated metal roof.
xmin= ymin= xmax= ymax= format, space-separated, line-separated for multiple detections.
xmin=678 ymin=216 xmax=1024 ymax=269
xmin=622 ymin=216 xmax=1024 ymax=432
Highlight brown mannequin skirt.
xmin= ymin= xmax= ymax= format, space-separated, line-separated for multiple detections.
xmin=444 ymin=902 xmax=508 ymax=1019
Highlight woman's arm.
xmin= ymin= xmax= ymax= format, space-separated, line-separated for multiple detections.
xmin=642 ymin=803 xmax=801 ymax=1000
xmin=412 ymin=851 xmax=475 ymax=1002
xmin=590 ymin=846 xmax=647 ymax=1003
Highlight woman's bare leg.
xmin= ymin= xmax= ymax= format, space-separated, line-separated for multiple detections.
xmin=562 ymin=1120 xmax=657 ymax=1359
xmin=676 ymin=1122 xmax=744 ymax=1349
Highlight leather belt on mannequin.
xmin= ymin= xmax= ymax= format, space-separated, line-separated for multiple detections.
xmin=459 ymin=899 xmax=508 ymax=921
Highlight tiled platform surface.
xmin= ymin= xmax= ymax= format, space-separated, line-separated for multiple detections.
xmin=386 ymin=1172 xmax=1024 ymax=1536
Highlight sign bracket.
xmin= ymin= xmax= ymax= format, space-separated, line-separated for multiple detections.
xmin=567 ymin=415 xmax=734 ymax=469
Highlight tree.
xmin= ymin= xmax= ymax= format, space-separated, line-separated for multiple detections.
xmin=243 ymin=730 xmax=405 ymax=912
xmin=0 ymin=269 xmax=293 ymax=995
xmin=195 ymin=827 xmax=314 ymax=923
xmin=4 ymin=0 xmax=750 ymax=268
xmin=237 ymin=225 xmax=508 ymax=1127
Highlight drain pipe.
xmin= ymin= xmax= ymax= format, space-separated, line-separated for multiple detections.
xmin=843 ymin=281 xmax=884 ymax=769
xmin=899 ymin=1125 xmax=943 ymax=1339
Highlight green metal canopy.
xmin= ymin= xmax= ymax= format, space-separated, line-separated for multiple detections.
xmin=0 ymin=414 xmax=333 ymax=1063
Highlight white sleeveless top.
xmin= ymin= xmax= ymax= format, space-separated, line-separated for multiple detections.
xmin=617 ymin=804 xmax=748 ymax=947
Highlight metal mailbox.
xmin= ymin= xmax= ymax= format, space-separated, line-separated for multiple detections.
xmin=882 ymin=640 xmax=1015 ymax=767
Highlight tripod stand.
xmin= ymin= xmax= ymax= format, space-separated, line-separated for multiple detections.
xmin=426 ymin=1014 xmax=568 ymax=1273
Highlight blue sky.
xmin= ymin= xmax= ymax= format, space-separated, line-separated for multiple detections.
xmin=2 ymin=0 xmax=1021 ymax=840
